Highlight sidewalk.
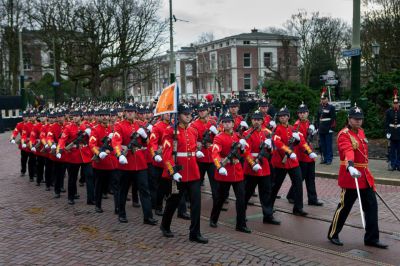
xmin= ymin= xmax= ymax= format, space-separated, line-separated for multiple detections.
xmin=316 ymin=157 xmax=400 ymax=186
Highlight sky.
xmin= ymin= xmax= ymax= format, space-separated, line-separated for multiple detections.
xmin=160 ymin=0 xmax=357 ymax=49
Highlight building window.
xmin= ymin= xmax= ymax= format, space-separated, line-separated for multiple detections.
xmin=219 ymin=54 xmax=225 ymax=69
xmin=219 ymin=43 xmax=223 ymax=48
xmin=226 ymin=41 xmax=230 ymax=46
xmin=243 ymin=41 xmax=250 ymax=45
xmin=185 ymin=64 xmax=193 ymax=76
xmin=244 ymin=73 xmax=251 ymax=90
xmin=226 ymin=54 xmax=231 ymax=68
xmin=263 ymin=52 xmax=272 ymax=68
xmin=23 ymin=54 xmax=32 ymax=70
xmin=210 ymin=54 xmax=216 ymax=71
xmin=243 ymin=53 xmax=251 ymax=68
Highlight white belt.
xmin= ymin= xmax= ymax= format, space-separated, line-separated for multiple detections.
xmin=320 ymin=118 xmax=331 ymax=121
xmin=251 ymin=153 xmax=259 ymax=157
xmin=389 ymin=124 xmax=400 ymax=128
xmin=176 ymin=152 xmax=195 ymax=157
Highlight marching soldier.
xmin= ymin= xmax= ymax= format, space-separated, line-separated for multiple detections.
xmin=287 ymin=103 xmax=322 ymax=206
xmin=259 ymin=99 xmax=275 ymax=129
xmin=159 ymin=103 xmax=208 ymax=243
xmin=20 ymin=110 xmax=36 ymax=181
xmin=228 ymin=99 xmax=248 ymax=132
xmin=385 ymin=89 xmax=399 ymax=171
xmin=29 ymin=111 xmax=45 ymax=186
xmin=209 ymin=112 xmax=259 ymax=233
xmin=316 ymin=88 xmax=336 ymax=165
xmin=111 ymin=102 xmax=157 ymax=225
xmin=265 ymin=107 xmax=309 ymax=221
xmin=328 ymin=105 xmax=388 ymax=249
xmin=10 ymin=111 xmax=29 ymax=176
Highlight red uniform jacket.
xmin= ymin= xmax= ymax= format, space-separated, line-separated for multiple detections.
xmin=162 ymin=124 xmax=200 ymax=182
xmin=337 ymin=127 xmax=375 ymax=190
xmin=137 ymin=119 xmax=152 ymax=164
xmin=58 ymin=122 xmax=92 ymax=164
xmin=262 ymin=114 xmax=272 ymax=129
xmin=112 ymin=120 xmax=148 ymax=171
xmin=271 ymin=124 xmax=301 ymax=169
xmin=190 ymin=118 xmax=217 ymax=163
xmin=233 ymin=114 xmax=243 ymax=132
xmin=21 ymin=122 xmax=34 ymax=152
xmin=29 ymin=122 xmax=43 ymax=157
xmin=11 ymin=121 xmax=24 ymax=149
xmin=293 ymin=119 xmax=314 ymax=163
xmin=149 ymin=120 xmax=170 ymax=168
xmin=243 ymin=127 xmax=271 ymax=177
xmin=212 ymin=131 xmax=253 ymax=182
xmin=89 ymin=123 xmax=117 ymax=170
xmin=47 ymin=123 xmax=64 ymax=162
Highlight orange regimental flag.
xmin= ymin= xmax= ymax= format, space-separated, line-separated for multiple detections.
xmin=154 ymin=82 xmax=178 ymax=115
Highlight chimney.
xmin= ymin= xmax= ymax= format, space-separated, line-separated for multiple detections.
xmin=251 ymin=28 xmax=258 ymax=33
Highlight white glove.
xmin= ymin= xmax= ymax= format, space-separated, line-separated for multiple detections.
xmin=252 ymin=163 xmax=262 ymax=172
xmin=240 ymin=121 xmax=249 ymax=129
xmin=218 ymin=167 xmax=228 ymax=176
xmin=209 ymin=125 xmax=218 ymax=135
xmin=264 ymin=139 xmax=272 ymax=149
xmin=22 ymin=143 xmax=27 ymax=149
xmin=173 ymin=173 xmax=182 ymax=182
xmin=196 ymin=151 xmax=205 ymax=158
xmin=31 ymin=147 xmax=36 ymax=152
xmin=51 ymin=144 xmax=56 ymax=150
xmin=239 ymin=139 xmax=247 ymax=149
xmin=44 ymin=144 xmax=49 ymax=149
xmin=309 ymin=152 xmax=318 ymax=159
xmin=348 ymin=166 xmax=361 ymax=178
xmin=269 ymin=120 xmax=276 ymax=128
xmin=119 ymin=155 xmax=128 ymax=164
xmin=386 ymin=133 xmax=391 ymax=139
xmin=308 ymin=124 xmax=316 ymax=132
xmin=290 ymin=153 xmax=297 ymax=160
xmin=154 ymin=155 xmax=163 ymax=162
xmin=329 ymin=129 xmax=333 ymax=133
xmin=292 ymin=132 xmax=300 ymax=141
xmin=108 ymin=133 xmax=114 ymax=139
xmin=137 ymin=128 xmax=148 ymax=139
xmin=99 ymin=151 xmax=108 ymax=159
xmin=84 ymin=128 xmax=91 ymax=136
xmin=147 ymin=124 xmax=153 ymax=132
xmin=56 ymin=153 xmax=62 ymax=159
xmin=10 ymin=139 xmax=16 ymax=144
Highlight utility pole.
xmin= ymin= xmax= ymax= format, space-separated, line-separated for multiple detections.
xmin=19 ymin=30 xmax=26 ymax=110
xmin=350 ymin=0 xmax=361 ymax=106
xmin=169 ymin=0 xmax=175 ymax=84
xmin=52 ymin=38 xmax=60 ymax=107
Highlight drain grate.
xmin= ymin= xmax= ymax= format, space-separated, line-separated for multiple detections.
xmin=345 ymin=249 xmax=371 ymax=258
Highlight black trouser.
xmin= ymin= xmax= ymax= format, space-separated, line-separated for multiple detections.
xmin=328 ymin=187 xmax=379 ymax=244
xmin=210 ymin=180 xmax=247 ymax=228
xmin=118 ymin=169 xmax=153 ymax=220
xmin=93 ymin=168 xmax=112 ymax=208
xmin=36 ymin=155 xmax=46 ymax=184
xmin=161 ymin=180 xmax=201 ymax=238
xmin=198 ymin=162 xmax=217 ymax=200
xmin=147 ymin=164 xmax=157 ymax=208
xmin=157 ymin=178 xmax=187 ymax=214
xmin=67 ymin=163 xmax=94 ymax=202
xmin=21 ymin=150 xmax=29 ymax=174
xmin=287 ymin=161 xmax=318 ymax=204
xmin=110 ymin=170 xmax=120 ymax=212
xmin=131 ymin=177 xmax=139 ymax=203
xmin=244 ymin=175 xmax=272 ymax=219
xmin=54 ymin=161 xmax=67 ymax=195
xmin=44 ymin=158 xmax=54 ymax=188
xmin=266 ymin=167 xmax=303 ymax=216
xmin=153 ymin=166 xmax=165 ymax=210
xmin=28 ymin=153 xmax=37 ymax=179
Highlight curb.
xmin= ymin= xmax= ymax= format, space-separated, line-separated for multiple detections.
xmin=316 ymin=171 xmax=400 ymax=186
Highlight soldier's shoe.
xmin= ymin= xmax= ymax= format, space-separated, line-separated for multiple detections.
xmin=29 ymin=178 xmax=34 ymax=182
xmin=20 ymin=172 xmax=26 ymax=177
xmin=114 ymin=208 xmax=119 ymax=215
xmin=160 ymin=225 xmax=174 ymax=238
xmin=87 ymin=201 xmax=95 ymax=205
xmin=45 ymin=186 xmax=51 ymax=191
xmin=177 ymin=212 xmax=190 ymax=220
xmin=74 ymin=194 xmax=80 ymax=200
xmin=252 ymin=192 xmax=258 ymax=197
xmin=308 ymin=201 xmax=324 ymax=206
xmin=209 ymin=221 xmax=218 ymax=228
xmin=68 ymin=199 xmax=75 ymax=205
xmin=326 ymin=161 xmax=332 ymax=165
xmin=79 ymin=182 xmax=84 ymax=187
xmin=102 ymin=194 xmax=108 ymax=199
xmin=95 ymin=207 xmax=103 ymax=213
xmin=189 ymin=234 xmax=208 ymax=244
xmin=60 ymin=188 xmax=66 ymax=193
xmin=143 ymin=217 xmax=158 ymax=225
xmin=119 ymin=216 xmax=128 ymax=223
xmin=263 ymin=216 xmax=281 ymax=225
xmin=236 ymin=226 xmax=252 ymax=234
xmin=35 ymin=183 xmax=40 ymax=186
xmin=54 ymin=193 xmax=61 ymax=199
xmin=328 ymin=236 xmax=343 ymax=246
xmin=364 ymin=241 xmax=388 ymax=249
xmin=155 ymin=209 xmax=164 ymax=216
xmin=320 ymin=160 xmax=326 ymax=164
xmin=221 ymin=206 xmax=228 ymax=211
xmin=287 ymin=198 xmax=295 ymax=204
xmin=293 ymin=209 xmax=308 ymax=216
xmin=132 ymin=201 xmax=141 ymax=208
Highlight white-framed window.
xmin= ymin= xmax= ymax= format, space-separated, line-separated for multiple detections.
xmin=243 ymin=53 xmax=251 ymax=68
xmin=244 ymin=73 xmax=251 ymax=90
xmin=226 ymin=54 xmax=231 ymax=68
xmin=263 ymin=52 xmax=272 ymax=68
xmin=243 ymin=41 xmax=250 ymax=45
xmin=219 ymin=54 xmax=225 ymax=69
xmin=23 ymin=53 xmax=32 ymax=70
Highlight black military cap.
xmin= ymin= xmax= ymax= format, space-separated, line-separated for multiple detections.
xmin=178 ymin=103 xmax=192 ymax=114
xmin=259 ymin=99 xmax=269 ymax=107
xmin=252 ymin=110 xmax=264 ymax=120
xmin=297 ymin=102 xmax=309 ymax=113
xmin=110 ymin=108 xmax=118 ymax=116
xmin=348 ymin=104 xmax=364 ymax=119
xmin=145 ymin=105 xmax=152 ymax=113
xmin=136 ymin=104 xmax=147 ymax=114
xmin=229 ymin=98 xmax=240 ymax=107
xmin=69 ymin=107 xmax=82 ymax=117
xmin=95 ymin=107 xmax=109 ymax=116
xmin=221 ymin=112 xmax=234 ymax=122
xmin=22 ymin=110 xmax=28 ymax=118
xmin=277 ymin=106 xmax=290 ymax=117
xmin=124 ymin=102 xmax=136 ymax=112
xmin=47 ymin=110 xmax=57 ymax=118
xmin=197 ymin=102 xmax=208 ymax=111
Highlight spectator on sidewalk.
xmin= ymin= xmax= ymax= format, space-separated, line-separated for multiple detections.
xmin=385 ymin=89 xmax=400 ymax=171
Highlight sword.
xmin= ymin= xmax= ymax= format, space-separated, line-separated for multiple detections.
xmin=376 ymin=190 xmax=400 ymax=224
xmin=354 ymin=177 xmax=366 ymax=229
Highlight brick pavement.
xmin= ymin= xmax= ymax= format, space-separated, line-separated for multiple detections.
xmin=0 ymin=132 xmax=394 ymax=265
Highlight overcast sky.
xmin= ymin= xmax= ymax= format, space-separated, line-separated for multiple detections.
xmin=160 ymin=0 xmax=357 ymax=49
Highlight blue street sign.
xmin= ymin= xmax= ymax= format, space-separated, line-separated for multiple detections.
xmin=51 ymin=81 xmax=60 ymax=87
xmin=341 ymin=48 xmax=361 ymax=57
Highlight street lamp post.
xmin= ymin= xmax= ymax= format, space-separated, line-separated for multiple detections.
xmin=371 ymin=41 xmax=380 ymax=76
xmin=351 ymin=0 xmax=361 ymax=106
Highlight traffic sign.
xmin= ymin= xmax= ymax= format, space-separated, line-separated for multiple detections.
xmin=51 ymin=81 xmax=60 ymax=87
xmin=341 ymin=48 xmax=361 ymax=57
